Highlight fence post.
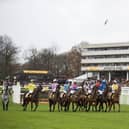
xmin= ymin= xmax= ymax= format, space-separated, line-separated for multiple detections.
xmin=12 ymin=82 xmax=21 ymax=104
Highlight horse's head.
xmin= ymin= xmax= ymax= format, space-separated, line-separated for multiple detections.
xmin=34 ymin=84 xmax=43 ymax=93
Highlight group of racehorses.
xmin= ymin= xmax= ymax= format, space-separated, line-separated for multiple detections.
xmin=1 ymin=84 xmax=121 ymax=112
xmin=48 ymin=84 xmax=121 ymax=112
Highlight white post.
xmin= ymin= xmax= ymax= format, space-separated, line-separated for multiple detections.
xmin=126 ymin=71 xmax=129 ymax=80
xmin=109 ymin=72 xmax=111 ymax=81
xmin=12 ymin=82 xmax=21 ymax=104
xmin=97 ymin=72 xmax=100 ymax=80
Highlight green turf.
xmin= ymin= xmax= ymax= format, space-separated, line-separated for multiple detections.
xmin=0 ymin=102 xmax=129 ymax=129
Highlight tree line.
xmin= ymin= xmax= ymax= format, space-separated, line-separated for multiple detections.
xmin=0 ymin=35 xmax=81 ymax=80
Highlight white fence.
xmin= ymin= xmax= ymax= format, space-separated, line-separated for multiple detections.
xmin=120 ymin=87 xmax=129 ymax=105
xmin=11 ymin=85 xmax=129 ymax=105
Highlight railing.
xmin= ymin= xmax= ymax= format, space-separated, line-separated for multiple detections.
xmin=81 ymin=58 xmax=129 ymax=64
xmin=39 ymin=98 xmax=48 ymax=104
xmin=81 ymin=65 xmax=129 ymax=71
xmin=82 ymin=49 xmax=129 ymax=56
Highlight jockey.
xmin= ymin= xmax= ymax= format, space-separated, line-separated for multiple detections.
xmin=70 ymin=81 xmax=78 ymax=94
xmin=87 ymin=80 xmax=94 ymax=94
xmin=95 ymin=80 xmax=101 ymax=88
xmin=111 ymin=80 xmax=119 ymax=93
xmin=24 ymin=79 xmax=36 ymax=97
xmin=83 ymin=81 xmax=89 ymax=94
xmin=98 ymin=79 xmax=107 ymax=95
xmin=63 ymin=80 xmax=70 ymax=94
xmin=51 ymin=79 xmax=58 ymax=93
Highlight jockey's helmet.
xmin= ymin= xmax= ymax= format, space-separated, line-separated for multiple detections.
xmin=53 ymin=79 xmax=57 ymax=82
xmin=113 ymin=80 xmax=117 ymax=83
xmin=30 ymin=79 xmax=34 ymax=82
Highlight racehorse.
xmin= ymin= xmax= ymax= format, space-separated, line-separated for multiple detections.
xmin=96 ymin=86 xmax=110 ymax=112
xmin=70 ymin=94 xmax=78 ymax=112
xmin=1 ymin=86 xmax=11 ymax=111
xmin=86 ymin=86 xmax=98 ymax=112
xmin=108 ymin=87 xmax=121 ymax=112
xmin=70 ymin=88 xmax=87 ymax=112
xmin=22 ymin=85 xmax=43 ymax=111
xmin=48 ymin=85 xmax=60 ymax=112
xmin=76 ymin=94 xmax=88 ymax=112
xmin=58 ymin=92 xmax=70 ymax=112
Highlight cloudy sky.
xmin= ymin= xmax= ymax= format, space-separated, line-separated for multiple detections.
xmin=0 ymin=0 xmax=129 ymax=54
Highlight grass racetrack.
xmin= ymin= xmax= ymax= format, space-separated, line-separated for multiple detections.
xmin=0 ymin=102 xmax=129 ymax=129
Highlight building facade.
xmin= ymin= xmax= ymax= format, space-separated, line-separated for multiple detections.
xmin=80 ymin=42 xmax=129 ymax=81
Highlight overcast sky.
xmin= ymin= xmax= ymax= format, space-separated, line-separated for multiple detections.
xmin=0 ymin=0 xmax=129 ymax=54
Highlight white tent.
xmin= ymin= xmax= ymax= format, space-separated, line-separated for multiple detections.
xmin=73 ymin=73 xmax=93 ymax=82
xmin=74 ymin=74 xmax=86 ymax=82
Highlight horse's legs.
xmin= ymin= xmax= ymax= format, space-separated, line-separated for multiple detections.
xmin=92 ymin=101 xmax=97 ymax=112
xmin=108 ymin=102 xmax=113 ymax=112
xmin=86 ymin=101 xmax=91 ymax=112
xmin=31 ymin=102 xmax=33 ymax=111
xmin=100 ymin=102 xmax=104 ymax=112
xmin=23 ymin=104 xmax=27 ymax=111
xmin=2 ymin=101 xmax=5 ymax=111
xmin=60 ymin=102 xmax=63 ymax=111
xmin=2 ymin=100 xmax=9 ymax=111
xmin=6 ymin=101 xmax=9 ymax=111
xmin=72 ymin=102 xmax=74 ymax=112
xmin=118 ymin=103 xmax=120 ymax=112
xmin=65 ymin=101 xmax=70 ymax=111
xmin=23 ymin=101 xmax=29 ymax=111
xmin=33 ymin=102 xmax=38 ymax=111
xmin=53 ymin=103 xmax=56 ymax=112
xmin=113 ymin=103 xmax=115 ymax=112
xmin=58 ymin=103 xmax=60 ymax=112
xmin=104 ymin=102 xmax=107 ymax=112
xmin=49 ymin=104 xmax=52 ymax=112
xmin=75 ymin=103 xmax=79 ymax=112
xmin=49 ymin=101 xmax=52 ymax=112
xmin=64 ymin=103 xmax=68 ymax=112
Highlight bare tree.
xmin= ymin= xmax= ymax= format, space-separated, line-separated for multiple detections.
xmin=23 ymin=47 xmax=56 ymax=71
xmin=24 ymin=48 xmax=39 ymax=70
xmin=0 ymin=35 xmax=18 ymax=79
xmin=22 ymin=45 xmax=81 ymax=79
xmin=67 ymin=48 xmax=81 ymax=78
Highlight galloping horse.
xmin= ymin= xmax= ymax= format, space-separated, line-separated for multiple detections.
xmin=1 ymin=86 xmax=11 ymax=111
xmin=22 ymin=85 xmax=43 ymax=111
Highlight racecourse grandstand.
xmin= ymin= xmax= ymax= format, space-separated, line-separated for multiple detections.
xmin=80 ymin=42 xmax=129 ymax=81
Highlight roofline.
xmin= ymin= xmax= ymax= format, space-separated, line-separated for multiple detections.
xmin=80 ymin=41 xmax=129 ymax=48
